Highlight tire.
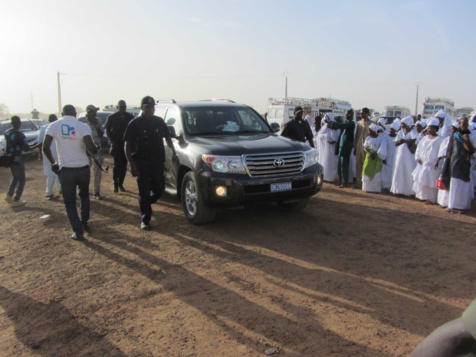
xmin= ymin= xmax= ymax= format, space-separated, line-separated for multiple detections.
xmin=181 ymin=171 xmax=216 ymax=224
xmin=276 ymin=197 xmax=310 ymax=212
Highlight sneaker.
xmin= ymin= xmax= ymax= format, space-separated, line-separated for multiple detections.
xmin=71 ymin=232 xmax=85 ymax=240
xmin=11 ymin=200 xmax=26 ymax=207
xmin=119 ymin=185 xmax=126 ymax=192
xmin=94 ymin=193 xmax=103 ymax=200
xmin=5 ymin=196 xmax=13 ymax=204
xmin=140 ymin=222 xmax=151 ymax=230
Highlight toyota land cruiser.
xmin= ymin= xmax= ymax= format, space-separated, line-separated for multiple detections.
xmin=155 ymin=99 xmax=323 ymax=224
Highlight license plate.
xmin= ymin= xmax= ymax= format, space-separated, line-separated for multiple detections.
xmin=270 ymin=182 xmax=292 ymax=192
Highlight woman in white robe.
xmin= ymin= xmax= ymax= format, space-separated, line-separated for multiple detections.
xmin=317 ymin=113 xmax=340 ymax=182
xmin=362 ymin=124 xmax=386 ymax=193
xmin=381 ymin=121 xmax=399 ymax=190
xmin=391 ymin=116 xmax=418 ymax=196
xmin=412 ymin=119 xmax=442 ymax=204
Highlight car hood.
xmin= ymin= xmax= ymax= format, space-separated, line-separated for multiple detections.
xmin=186 ymin=133 xmax=312 ymax=155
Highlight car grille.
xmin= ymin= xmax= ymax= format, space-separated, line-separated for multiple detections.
xmin=244 ymin=152 xmax=304 ymax=177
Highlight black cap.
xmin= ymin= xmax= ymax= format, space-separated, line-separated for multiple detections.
xmin=141 ymin=96 xmax=155 ymax=106
xmin=294 ymin=106 xmax=303 ymax=114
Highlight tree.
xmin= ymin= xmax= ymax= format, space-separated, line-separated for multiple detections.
xmin=0 ymin=103 xmax=10 ymax=118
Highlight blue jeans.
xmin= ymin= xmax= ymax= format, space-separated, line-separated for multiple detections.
xmin=8 ymin=162 xmax=26 ymax=201
xmin=58 ymin=166 xmax=90 ymax=235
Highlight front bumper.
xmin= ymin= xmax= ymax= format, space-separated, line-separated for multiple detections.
xmin=196 ymin=165 xmax=323 ymax=208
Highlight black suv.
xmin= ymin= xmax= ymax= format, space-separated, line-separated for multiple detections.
xmin=155 ymin=99 xmax=323 ymax=224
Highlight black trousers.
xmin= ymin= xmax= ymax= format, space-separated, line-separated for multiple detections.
xmin=136 ymin=161 xmax=165 ymax=224
xmin=111 ymin=144 xmax=128 ymax=186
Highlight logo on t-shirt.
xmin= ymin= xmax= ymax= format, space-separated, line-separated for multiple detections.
xmin=61 ymin=124 xmax=76 ymax=137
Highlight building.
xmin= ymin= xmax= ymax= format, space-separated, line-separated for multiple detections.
xmin=422 ymin=97 xmax=455 ymax=118
xmin=454 ymin=107 xmax=474 ymax=119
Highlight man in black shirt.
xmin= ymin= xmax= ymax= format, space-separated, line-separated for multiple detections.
xmin=105 ymin=100 xmax=135 ymax=192
xmin=281 ymin=106 xmax=315 ymax=148
xmin=124 ymin=96 xmax=180 ymax=230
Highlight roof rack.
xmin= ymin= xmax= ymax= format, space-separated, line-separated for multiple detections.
xmin=200 ymin=98 xmax=236 ymax=103
xmin=156 ymin=98 xmax=177 ymax=104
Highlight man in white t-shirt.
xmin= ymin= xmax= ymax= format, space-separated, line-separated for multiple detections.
xmin=43 ymin=105 xmax=99 ymax=240
xmin=38 ymin=114 xmax=61 ymax=199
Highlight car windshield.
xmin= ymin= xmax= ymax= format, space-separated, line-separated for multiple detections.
xmin=19 ymin=121 xmax=38 ymax=132
xmin=0 ymin=122 xmax=10 ymax=135
xmin=182 ymin=106 xmax=271 ymax=136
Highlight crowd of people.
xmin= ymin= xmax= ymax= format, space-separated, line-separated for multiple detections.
xmin=282 ymin=107 xmax=476 ymax=213
xmin=3 ymin=100 xmax=476 ymax=239
xmin=4 ymin=97 xmax=177 ymax=239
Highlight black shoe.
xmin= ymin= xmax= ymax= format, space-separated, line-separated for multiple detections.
xmin=71 ymin=232 xmax=85 ymax=240
xmin=140 ymin=222 xmax=151 ymax=230
xmin=94 ymin=193 xmax=103 ymax=200
xmin=82 ymin=222 xmax=90 ymax=232
xmin=119 ymin=185 xmax=126 ymax=192
xmin=113 ymin=185 xmax=119 ymax=193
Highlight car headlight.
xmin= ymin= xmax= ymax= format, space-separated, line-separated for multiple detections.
xmin=303 ymin=148 xmax=319 ymax=169
xmin=202 ymin=154 xmax=246 ymax=174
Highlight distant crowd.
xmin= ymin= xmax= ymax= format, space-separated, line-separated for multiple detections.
xmin=281 ymin=106 xmax=476 ymax=213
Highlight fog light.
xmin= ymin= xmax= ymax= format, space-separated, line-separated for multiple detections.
xmin=215 ymin=186 xmax=227 ymax=197
xmin=317 ymin=175 xmax=323 ymax=186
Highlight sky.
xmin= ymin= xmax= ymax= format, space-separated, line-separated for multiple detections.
xmin=1 ymin=0 xmax=475 ymax=116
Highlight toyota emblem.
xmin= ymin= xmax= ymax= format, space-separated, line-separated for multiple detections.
xmin=273 ymin=158 xmax=285 ymax=167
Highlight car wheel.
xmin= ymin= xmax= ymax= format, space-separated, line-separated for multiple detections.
xmin=181 ymin=171 xmax=216 ymax=224
xmin=276 ymin=197 xmax=310 ymax=212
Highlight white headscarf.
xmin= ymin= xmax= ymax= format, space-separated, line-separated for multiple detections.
xmin=377 ymin=118 xmax=387 ymax=126
xmin=427 ymin=117 xmax=439 ymax=127
xmin=390 ymin=119 xmax=401 ymax=131
xmin=324 ymin=113 xmax=335 ymax=122
xmin=435 ymin=110 xmax=446 ymax=119
xmin=402 ymin=116 xmax=414 ymax=127
xmin=420 ymin=119 xmax=427 ymax=127
xmin=369 ymin=123 xmax=382 ymax=133
xmin=452 ymin=121 xmax=460 ymax=129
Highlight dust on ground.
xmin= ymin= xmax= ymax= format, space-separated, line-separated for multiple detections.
xmin=0 ymin=156 xmax=475 ymax=356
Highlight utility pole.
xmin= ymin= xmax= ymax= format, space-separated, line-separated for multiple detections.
xmin=57 ymin=71 xmax=62 ymax=114
xmin=414 ymin=81 xmax=422 ymax=116
xmin=282 ymin=72 xmax=290 ymax=100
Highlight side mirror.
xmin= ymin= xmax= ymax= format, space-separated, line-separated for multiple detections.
xmin=270 ymin=122 xmax=280 ymax=132
xmin=168 ymin=126 xmax=177 ymax=138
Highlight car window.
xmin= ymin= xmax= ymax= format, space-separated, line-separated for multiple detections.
xmin=0 ymin=122 xmax=10 ymax=135
xmin=182 ymin=106 xmax=270 ymax=135
xmin=164 ymin=108 xmax=183 ymax=135
xmin=155 ymin=107 xmax=167 ymax=119
xmin=20 ymin=121 xmax=38 ymax=132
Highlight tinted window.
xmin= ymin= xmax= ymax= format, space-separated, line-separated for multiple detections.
xmin=19 ymin=121 xmax=38 ymax=132
xmin=181 ymin=106 xmax=270 ymax=135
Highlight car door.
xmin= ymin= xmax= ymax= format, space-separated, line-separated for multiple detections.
xmin=163 ymin=107 xmax=181 ymax=192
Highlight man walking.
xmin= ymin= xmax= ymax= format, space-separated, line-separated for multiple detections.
xmin=43 ymin=105 xmax=99 ymax=240
xmin=38 ymin=114 xmax=61 ymax=199
xmin=79 ymin=104 xmax=105 ymax=199
xmin=353 ymin=107 xmax=372 ymax=188
xmin=328 ymin=109 xmax=355 ymax=187
xmin=105 ymin=100 xmax=135 ymax=193
xmin=124 ymin=96 xmax=179 ymax=230
xmin=4 ymin=116 xmax=40 ymax=206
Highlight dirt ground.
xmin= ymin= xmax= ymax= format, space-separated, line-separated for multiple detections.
xmin=0 ymin=156 xmax=475 ymax=357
